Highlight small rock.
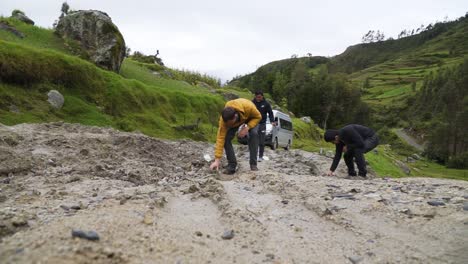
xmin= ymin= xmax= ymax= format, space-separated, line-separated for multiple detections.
xmin=66 ymin=176 xmax=81 ymax=183
xmin=71 ymin=229 xmax=100 ymax=241
xmin=79 ymin=201 xmax=88 ymax=209
xmin=332 ymin=193 xmax=355 ymax=200
xmin=12 ymin=216 xmax=28 ymax=227
xmin=47 ymin=90 xmax=65 ymax=109
xmin=9 ymin=105 xmax=20 ymax=113
xmin=79 ymin=149 xmax=89 ymax=156
xmin=451 ymin=197 xmax=465 ymax=204
xmin=427 ymin=200 xmax=445 ymax=206
xmin=2 ymin=178 xmax=11 ymax=184
xmin=400 ymin=208 xmax=412 ymax=216
xmin=221 ymin=229 xmax=234 ymax=240
xmin=322 ymin=208 xmax=333 ymax=216
xmin=300 ymin=116 xmax=311 ymax=123
xmin=463 ymin=202 xmax=468 ymax=211
xmin=281 ymin=200 xmax=289 ymax=205
xmin=187 ymin=184 xmax=199 ymax=193
xmin=265 ymin=253 xmax=275 ymax=260
xmin=143 ymin=211 xmax=154 ymax=225
xmin=70 ymin=204 xmax=81 ymax=210
xmin=195 ymin=231 xmax=203 ymax=237
xmin=348 ymin=255 xmax=363 ymax=264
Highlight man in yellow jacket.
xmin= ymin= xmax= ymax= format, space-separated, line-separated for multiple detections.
xmin=210 ymin=98 xmax=262 ymax=173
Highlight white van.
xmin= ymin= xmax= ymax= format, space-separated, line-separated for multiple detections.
xmin=265 ymin=110 xmax=293 ymax=150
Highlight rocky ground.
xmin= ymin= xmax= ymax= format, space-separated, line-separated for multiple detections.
xmin=0 ymin=122 xmax=467 ymax=264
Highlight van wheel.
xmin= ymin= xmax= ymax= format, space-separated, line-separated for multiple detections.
xmin=284 ymin=140 xmax=290 ymax=151
xmin=272 ymin=138 xmax=278 ymax=150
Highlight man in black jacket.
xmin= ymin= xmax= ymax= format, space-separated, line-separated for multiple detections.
xmin=324 ymin=124 xmax=379 ymax=177
xmin=252 ymin=91 xmax=276 ymax=161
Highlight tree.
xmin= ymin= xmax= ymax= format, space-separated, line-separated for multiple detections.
xmin=272 ymin=72 xmax=287 ymax=102
xmin=363 ymin=77 xmax=371 ymax=89
xmin=361 ymin=30 xmax=375 ymax=43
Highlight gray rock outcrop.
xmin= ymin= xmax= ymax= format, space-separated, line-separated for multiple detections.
xmin=55 ymin=10 xmax=126 ymax=72
xmin=47 ymin=90 xmax=64 ymax=109
xmin=223 ymin=92 xmax=239 ymax=101
xmin=0 ymin=21 xmax=24 ymax=38
xmin=11 ymin=10 xmax=35 ymax=25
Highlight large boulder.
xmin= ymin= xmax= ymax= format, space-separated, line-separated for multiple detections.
xmin=11 ymin=10 xmax=35 ymax=25
xmin=55 ymin=10 xmax=126 ymax=72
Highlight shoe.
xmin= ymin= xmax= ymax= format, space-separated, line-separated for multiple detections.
xmin=250 ymin=165 xmax=259 ymax=171
xmin=258 ymin=157 xmax=263 ymax=162
xmin=222 ymin=169 xmax=236 ymax=175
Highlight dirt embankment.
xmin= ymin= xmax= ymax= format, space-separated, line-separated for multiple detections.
xmin=0 ymin=122 xmax=467 ymax=263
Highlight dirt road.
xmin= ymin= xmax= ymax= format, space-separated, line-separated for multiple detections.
xmin=395 ymin=128 xmax=425 ymax=152
xmin=0 ymin=123 xmax=467 ymax=263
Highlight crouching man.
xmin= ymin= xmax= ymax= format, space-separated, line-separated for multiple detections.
xmin=210 ymin=98 xmax=262 ymax=174
xmin=324 ymin=124 xmax=379 ymax=178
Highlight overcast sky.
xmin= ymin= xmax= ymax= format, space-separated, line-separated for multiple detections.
xmin=1 ymin=1 xmax=467 ymax=81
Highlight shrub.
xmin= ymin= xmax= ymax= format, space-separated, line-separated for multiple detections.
xmin=447 ymin=152 xmax=468 ymax=169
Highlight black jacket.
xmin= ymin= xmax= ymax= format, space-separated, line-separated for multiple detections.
xmin=252 ymin=98 xmax=274 ymax=124
xmin=330 ymin=124 xmax=376 ymax=171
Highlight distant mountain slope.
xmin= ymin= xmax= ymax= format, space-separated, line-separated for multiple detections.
xmin=229 ymin=14 xmax=468 ymax=128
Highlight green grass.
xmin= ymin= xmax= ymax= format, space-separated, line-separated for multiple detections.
xmin=0 ymin=17 xmax=86 ymax=57
xmin=375 ymin=85 xmax=412 ymax=99
xmin=411 ymin=161 xmax=468 ymax=181
xmin=0 ymin=39 xmax=224 ymax=141
xmin=366 ymin=148 xmax=408 ymax=177
xmin=120 ymin=59 xmax=211 ymax=95
xmin=291 ymin=118 xmax=327 ymax=152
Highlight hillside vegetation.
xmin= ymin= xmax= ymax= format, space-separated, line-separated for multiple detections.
xmin=0 ymin=17 xmax=227 ymax=141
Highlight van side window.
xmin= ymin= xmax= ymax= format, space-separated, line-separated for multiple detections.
xmin=279 ymin=118 xmax=292 ymax=131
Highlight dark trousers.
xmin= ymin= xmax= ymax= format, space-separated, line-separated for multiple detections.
xmin=344 ymin=134 xmax=379 ymax=176
xmin=224 ymin=125 xmax=259 ymax=170
xmin=257 ymin=123 xmax=266 ymax=158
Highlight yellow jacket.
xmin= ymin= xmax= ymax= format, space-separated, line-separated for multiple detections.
xmin=214 ymin=98 xmax=261 ymax=159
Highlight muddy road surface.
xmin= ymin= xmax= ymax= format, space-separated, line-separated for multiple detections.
xmin=0 ymin=123 xmax=467 ymax=263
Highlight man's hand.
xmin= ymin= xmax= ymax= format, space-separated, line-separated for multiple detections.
xmin=238 ymin=125 xmax=249 ymax=138
xmin=343 ymin=146 xmax=347 ymax=152
xmin=210 ymin=159 xmax=220 ymax=171
xmin=327 ymin=170 xmax=335 ymax=176
xmin=272 ymin=121 xmax=277 ymax=127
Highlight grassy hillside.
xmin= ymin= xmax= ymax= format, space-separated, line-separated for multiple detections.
xmin=0 ymin=17 xmax=227 ymax=141
xmin=231 ymin=15 xmax=468 ymax=115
